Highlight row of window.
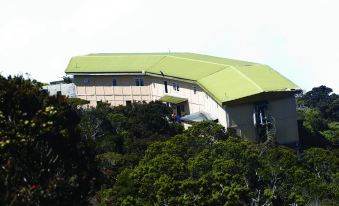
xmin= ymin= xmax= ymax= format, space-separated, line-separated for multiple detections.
xmin=83 ymin=78 xmax=144 ymax=86
xmin=164 ymin=81 xmax=197 ymax=94
xmin=83 ymin=78 xmax=197 ymax=94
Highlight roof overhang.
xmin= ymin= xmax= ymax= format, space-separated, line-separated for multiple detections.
xmin=159 ymin=95 xmax=187 ymax=104
xmin=66 ymin=71 xmax=145 ymax=76
xmin=223 ymin=90 xmax=302 ymax=106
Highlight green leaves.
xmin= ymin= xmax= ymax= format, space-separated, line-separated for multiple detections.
xmin=0 ymin=75 xmax=97 ymax=206
xmin=108 ymin=120 xmax=339 ymax=205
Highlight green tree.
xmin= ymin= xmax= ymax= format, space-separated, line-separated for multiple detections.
xmin=299 ymin=85 xmax=339 ymax=121
xmin=0 ymin=75 xmax=97 ymax=205
xmin=110 ymin=122 xmax=259 ymax=205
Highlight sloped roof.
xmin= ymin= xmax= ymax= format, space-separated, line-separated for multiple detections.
xmin=159 ymin=95 xmax=187 ymax=104
xmin=65 ymin=53 xmax=300 ymax=104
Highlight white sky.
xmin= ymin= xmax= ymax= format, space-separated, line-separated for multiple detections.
xmin=0 ymin=0 xmax=338 ymax=93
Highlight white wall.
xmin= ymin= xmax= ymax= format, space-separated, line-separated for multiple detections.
xmin=73 ymin=75 xmax=299 ymax=145
xmin=73 ymin=75 xmax=228 ymax=127
xmin=43 ymin=83 xmax=76 ymax=97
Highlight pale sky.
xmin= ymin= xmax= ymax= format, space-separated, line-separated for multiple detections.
xmin=0 ymin=0 xmax=338 ymax=93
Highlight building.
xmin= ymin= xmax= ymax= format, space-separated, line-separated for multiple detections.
xmin=43 ymin=81 xmax=76 ymax=98
xmin=65 ymin=53 xmax=300 ymax=145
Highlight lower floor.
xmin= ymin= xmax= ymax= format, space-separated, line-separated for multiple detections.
xmin=78 ymin=94 xmax=299 ymax=145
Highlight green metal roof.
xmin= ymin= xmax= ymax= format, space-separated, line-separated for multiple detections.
xmin=65 ymin=53 xmax=300 ymax=104
xmin=159 ymin=95 xmax=187 ymax=104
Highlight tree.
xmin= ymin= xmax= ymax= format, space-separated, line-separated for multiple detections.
xmin=298 ymin=85 xmax=339 ymax=121
xmin=77 ymin=101 xmax=184 ymax=204
xmin=0 ymin=75 xmax=97 ymax=205
xmin=108 ymin=121 xmax=339 ymax=205
xmin=110 ymin=122 xmax=259 ymax=205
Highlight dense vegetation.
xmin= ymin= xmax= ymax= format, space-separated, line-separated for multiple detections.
xmin=297 ymin=85 xmax=339 ymax=147
xmin=0 ymin=75 xmax=338 ymax=205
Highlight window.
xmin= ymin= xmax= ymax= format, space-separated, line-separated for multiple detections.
xmin=180 ymin=104 xmax=185 ymax=112
xmin=172 ymin=82 xmax=179 ymax=91
xmin=112 ymin=79 xmax=117 ymax=86
xmin=164 ymin=81 xmax=168 ymax=93
xmin=82 ymin=78 xmax=90 ymax=84
xmin=126 ymin=100 xmax=132 ymax=106
xmin=135 ymin=78 xmax=144 ymax=86
xmin=193 ymin=86 xmax=197 ymax=94
xmin=254 ymin=101 xmax=268 ymax=126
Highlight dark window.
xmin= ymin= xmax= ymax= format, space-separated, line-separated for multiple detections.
xmin=135 ymin=78 xmax=144 ymax=86
xmin=180 ymin=104 xmax=185 ymax=112
xmin=126 ymin=100 xmax=132 ymax=106
xmin=254 ymin=102 xmax=268 ymax=126
xmin=83 ymin=78 xmax=90 ymax=84
xmin=112 ymin=79 xmax=117 ymax=86
xmin=193 ymin=86 xmax=197 ymax=94
xmin=164 ymin=81 xmax=168 ymax=93
xmin=172 ymin=82 xmax=179 ymax=91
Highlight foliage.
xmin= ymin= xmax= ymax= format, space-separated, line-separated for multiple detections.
xmin=1 ymin=77 xmax=338 ymax=206
xmin=62 ymin=76 xmax=73 ymax=84
xmin=298 ymin=85 xmax=338 ymax=121
xmin=320 ymin=122 xmax=339 ymax=145
xmin=0 ymin=75 xmax=98 ymax=205
xmin=184 ymin=121 xmax=227 ymax=141
xmin=109 ymin=122 xmax=339 ymax=205
xmin=298 ymin=85 xmax=339 ymax=145
xmin=77 ymin=101 xmax=184 ymax=204
xmin=302 ymin=108 xmax=328 ymax=133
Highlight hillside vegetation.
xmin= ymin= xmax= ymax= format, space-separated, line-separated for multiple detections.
xmin=0 ymin=75 xmax=338 ymax=206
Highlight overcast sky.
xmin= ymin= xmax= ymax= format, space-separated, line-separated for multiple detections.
xmin=0 ymin=0 xmax=338 ymax=92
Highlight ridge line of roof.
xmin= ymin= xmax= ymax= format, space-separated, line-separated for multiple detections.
xmin=78 ymin=54 xmax=168 ymax=58
xmin=147 ymin=55 xmax=168 ymax=70
xmin=228 ymin=65 xmax=264 ymax=92
xmin=166 ymin=54 xmax=240 ymax=67
xmin=196 ymin=65 xmax=231 ymax=81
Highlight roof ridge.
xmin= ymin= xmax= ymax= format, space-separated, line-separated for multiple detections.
xmin=146 ymin=55 xmax=168 ymax=70
xmin=196 ymin=65 xmax=231 ymax=81
xmin=166 ymin=54 xmax=234 ymax=67
xmin=228 ymin=65 xmax=264 ymax=92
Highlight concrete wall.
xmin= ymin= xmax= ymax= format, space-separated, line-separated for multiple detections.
xmin=73 ymin=75 xmax=298 ymax=144
xmin=269 ymin=97 xmax=299 ymax=144
xmin=73 ymin=75 xmax=227 ymax=127
xmin=43 ymin=83 xmax=76 ymax=97
xmin=226 ymin=96 xmax=299 ymax=144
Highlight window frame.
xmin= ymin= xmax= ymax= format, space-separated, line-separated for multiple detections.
xmin=193 ymin=86 xmax=197 ymax=94
xmin=135 ymin=78 xmax=144 ymax=86
xmin=112 ymin=78 xmax=117 ymax=86
xmin=83 ymin=78 xmax=90 ymax=84
xmin=172 ymin=82 xmax=179 ymax=91
xmin=164 ymin=81 xmax=168 ymax=93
